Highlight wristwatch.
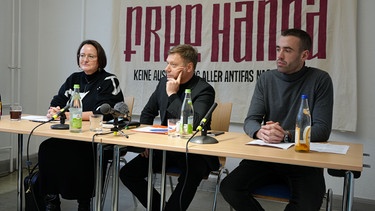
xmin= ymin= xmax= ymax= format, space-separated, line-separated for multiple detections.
xmin=283 ymin=130 xmax=292 ymax=143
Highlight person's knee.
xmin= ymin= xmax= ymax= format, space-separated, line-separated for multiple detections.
xmin=38 ymin=139 xmax=56 ymax=158
xmin=39 ymin=138 xmax=52 ymax=151
xmin=287 ymin=186 xmax=325 ymax=211
xmin=219 ymin=177 xmax=230 ymax=196
xmin=119 ymin=166 xmax=129 ymax=185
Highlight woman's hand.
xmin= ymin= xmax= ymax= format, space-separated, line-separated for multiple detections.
xmin=47 ymin=106 xmax=61 ymax=120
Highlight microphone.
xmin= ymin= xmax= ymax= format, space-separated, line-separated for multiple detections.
xmin=100 ymin=102 xmax=129 ymax=118
xmin=50 ymin=104 xmax=70 ymax=121
xmin=190 ymin=102 xmax=219 ymax=144
xmin=114 ymin=102 xmax=129 ymax=117
xmin=196 ymin=102 xmax=218 ymax=131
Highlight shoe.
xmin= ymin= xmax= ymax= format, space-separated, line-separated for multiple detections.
xmin=77 ymin=199 xmax=91 ymax=211
xmin=44 ymin=194 xmax=61 ymax=211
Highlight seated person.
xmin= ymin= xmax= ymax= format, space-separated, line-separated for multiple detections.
xmin=119 ymin=44 xmax=219 ymax=211
xmin=38 ymin=39 xmax=124 ymax=211
xmin=220 ymin=28 xmax=334 ymax=211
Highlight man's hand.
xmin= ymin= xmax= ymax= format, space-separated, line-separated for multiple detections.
xmin=140 ymin=149 xmax=149 ymax=158
xmin=256 ymin=121 xmax=285 ymax=144
xmin=166 ymin=69 xmax=183 ymax=96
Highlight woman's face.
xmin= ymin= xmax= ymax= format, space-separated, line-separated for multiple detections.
xmin=78 ymin=44 xmax=99 ymax=75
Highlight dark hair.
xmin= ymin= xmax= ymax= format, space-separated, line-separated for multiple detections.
xmin=168 ymin=44 xmax=198 ymax=70
xmin=76 ymin=39 xmax=107 ymax=69
xmin=281 ymin=29 xmax=312 ymax=52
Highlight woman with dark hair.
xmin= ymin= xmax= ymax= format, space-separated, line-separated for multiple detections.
xmin=38 ymin=40 xmax=124 ymax=211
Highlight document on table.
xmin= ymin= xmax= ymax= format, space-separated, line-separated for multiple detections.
xmin=21 ymin=115 xmax=56 ymax=123
xmin=246 ymin=139 xmax=294 ymax=150
xmin=247 ymin=140 xmax=349 ymax=154
xmin=131 ymin=126 xmax=168 ymax=134
xmin=310 ymin=143 xmax=349 ymax=154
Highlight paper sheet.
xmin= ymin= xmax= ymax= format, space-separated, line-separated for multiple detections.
xmin=246 ymin=139 xmax=294 ymax=150
xmin=310 ymin=143 xmax=349 ymax=154
xmin=131 ymin=126 xmax=168 ymax=134
xmin=247 ymin=140 xmax=350 ymax=154
xmin=21 ymin=115 xmax=56 ymax=123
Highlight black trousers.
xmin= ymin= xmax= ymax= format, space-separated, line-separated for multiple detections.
xmin=38 ymin=138 xmax=112 ymax=200
xmin=119 ymin=150 xmax=210 ymax=211
xmin=220 ymin=160 xmax=326 ymax=211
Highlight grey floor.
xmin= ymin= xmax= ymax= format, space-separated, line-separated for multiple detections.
xmin=1 ymin=169 xmax=373 ymax=211
xmin=0 ymin=169 xmax=286 ymax=211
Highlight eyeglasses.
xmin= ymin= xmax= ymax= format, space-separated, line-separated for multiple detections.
xmin=78 ymin=54 xmax=97 ymax=61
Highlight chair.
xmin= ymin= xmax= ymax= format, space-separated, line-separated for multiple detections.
xmin=251 ymin=170 xmax=334 ymax=210
xmin=124 ymin=96 xmax=134 ymax=117
xmin=326 ymin=153 xmax=370 ymax=210
xmin=251 ymin=154 xmax=370 ymax=210
xmin=163 ymin=102 xmax=233 ymax=211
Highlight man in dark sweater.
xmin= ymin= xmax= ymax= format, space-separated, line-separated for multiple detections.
xmin=220 ymin=29 xmax=334 ymax=211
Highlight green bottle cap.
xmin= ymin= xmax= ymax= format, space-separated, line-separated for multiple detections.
xmin=185 ymin=89 xmax=191 ymax=93
xmin=73 ymin=84 xmax=80 ymax=89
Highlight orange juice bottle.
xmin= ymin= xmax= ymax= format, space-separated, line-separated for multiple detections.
xmin=295 ymin=95 xmax=311 ymax=152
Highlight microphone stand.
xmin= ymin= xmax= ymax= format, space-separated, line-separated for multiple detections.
xmin=189 ymin=102 xmax=219 ymax=144
xmin=189 ymin=127 xmax=218 ymax=144
xmin=50 ymin=113 xmax=69 ymax=130
xmin=110 ymin=117 xmax=127 ymax=132
xmin=111 ymin=117 xmax=121 ymax=132
xmin=110 ymin=117 xmax=129 ymax=138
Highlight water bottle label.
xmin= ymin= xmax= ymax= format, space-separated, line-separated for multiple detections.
xmin=303 ymin=126 xmax=311 ymax=143
xmin=71 ymin=117 xmax=82 ymax=129
xmin=183 ymin=123 xmax=193 ymax=134
xmin=295 ymin=126 xmax=310 ymax=152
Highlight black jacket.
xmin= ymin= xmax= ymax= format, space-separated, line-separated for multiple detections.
xmin=140 ymin=75 xmax=220 ymax=171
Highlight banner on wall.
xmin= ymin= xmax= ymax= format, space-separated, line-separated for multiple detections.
xmin=111 ymin=0 xmax=357 ymax=132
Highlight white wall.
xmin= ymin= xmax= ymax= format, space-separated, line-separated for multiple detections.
xmin=0 ymin=0 xmax=374 ymax=201
xmin=326 ymin=0 xmax=375 ymax=199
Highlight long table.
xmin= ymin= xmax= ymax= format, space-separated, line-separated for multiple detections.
xmin=0 ymin=115 xmax=363 ymax=211
xmin=97 ymin=127 xmax=363 ymax=211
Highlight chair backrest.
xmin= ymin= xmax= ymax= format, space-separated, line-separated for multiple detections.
xmin=210 ymin=102 xmax=232 ymax=132
xmin=210 ymin=102 xmax=232 ymax=167
xmin=124 ymin=96 xmax=135 ymax=117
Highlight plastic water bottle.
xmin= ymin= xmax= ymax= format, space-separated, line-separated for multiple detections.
xmin=69 ymin=84 xmax=83 ymax=133
xmin=294 ymin=94 xmax=311 ymax=152
xmin=180 ymin=89 xmax=194 ymax=139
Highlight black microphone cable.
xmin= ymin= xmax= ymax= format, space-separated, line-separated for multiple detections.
xmin=178 ymin=102 xmax=217 ymax=211
xmin=179 ymin=129 xmax=200 ymax=211
xmin=90 ymin=131 xmax=112 ymax=204
xmin=25 ymin=118 xmax=54 ymax=211
xmin=90 ymin=127 xmax=129 ymax=204
xmin=26 ymin=119 xmax=54 ymax=173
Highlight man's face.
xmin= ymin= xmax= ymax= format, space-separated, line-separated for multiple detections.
xmin=276 ymin=35 xmax=308 ymax=74
xmin=165 ymin=53 xmax=188 ymax=80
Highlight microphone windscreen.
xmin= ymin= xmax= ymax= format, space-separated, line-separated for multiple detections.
xmin=100 ymin=103 xmax=111 ymax=114
xmin=114 ymin=102 xmax=129 ymax=115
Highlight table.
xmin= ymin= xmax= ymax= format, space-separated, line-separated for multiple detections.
xmin=0 ymin=116 xmax=94 ymax=211
xmin=0 ymin=115 xmax=363 ymax=211
xmin=99 ymin=128 xmax=363 ymax=211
